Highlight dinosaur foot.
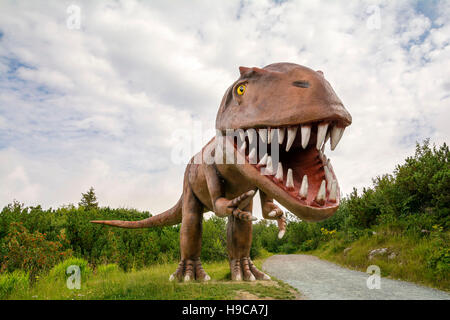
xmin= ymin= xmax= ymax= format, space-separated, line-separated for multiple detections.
xmin=169 ymin=258 xmax=211 ymax=282
xmin=230 ymin=257 xmax=271 ymax=281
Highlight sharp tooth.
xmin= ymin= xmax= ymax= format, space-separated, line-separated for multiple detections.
xmin=248 ymin=148 xmax=257 ymax=164
xmin=324 ymin=166 xmax=332 ymax=191
xmin=286 ymin=168 xmax=294 ymax=189
xmin=327 ymin=159 xmax=334 ymax=173
xmin=316 ymin=123 xmax=329 ymax=150
xmin=278 ymin=128 xmax=285 ymax=144
xmin=265 ymin=156 xmax=274 ymax=175
xmin=299 ymin=175 xmax=308 ymax=199
xmin=301 ymin=125 xmax=311 ymax=148
xmin=247 ymin=129 xmax=256 ymax=145
xmin=258 ymin=129 xmax=267 ymax=143
xmin=267 ymin=128 xmax=277 ymax=144
xmin=270 ymin=128 xmax=277 ymax=144
xmin=329 ymin=180 xmax=337 ymax=202
xmin=325 ymin=130 xmax=330 ymax=145
xmin=275 ymin=162 xmax=283 ymax=181
xmin=315 ymin=180 xmax=326 ymax=204
xmin=286 ymin=126 xmax=298 ymax=152
xmin=330 ymin=126 xmax=345 ymax=151
xmin=257 ymin=153 xmax=268 ymax=166
xmin=239 ymin=130 xmax=245 ymax=142
xmin=239 ymin=142 xmax=246 ymax=153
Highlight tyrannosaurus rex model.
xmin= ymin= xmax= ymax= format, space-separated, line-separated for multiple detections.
xmin=92 ymin=62 xmax=352 ymax=282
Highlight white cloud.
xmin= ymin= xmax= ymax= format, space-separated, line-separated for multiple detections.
xmin=0 ymin=0 xmax=448 ymax=219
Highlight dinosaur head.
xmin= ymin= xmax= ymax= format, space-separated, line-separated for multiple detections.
xmin=215 ymin=62 xmax=352 ymax=222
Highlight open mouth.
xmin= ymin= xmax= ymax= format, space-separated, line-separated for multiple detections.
xmin=231 ymin=121 xmax=345 ymax=209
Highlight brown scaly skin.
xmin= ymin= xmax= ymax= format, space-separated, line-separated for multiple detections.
xmin=91 ymin=62 xmax=352 ymax=282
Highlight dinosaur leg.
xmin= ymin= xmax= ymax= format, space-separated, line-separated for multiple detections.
xmin=227 ymin=200 xmax=271 ymax=281
xmin=169 ymin=184 xmax=210 ymax=282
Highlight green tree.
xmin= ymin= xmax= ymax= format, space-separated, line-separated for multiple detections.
xmin=78 ymin=187 xmax=99 ymax=210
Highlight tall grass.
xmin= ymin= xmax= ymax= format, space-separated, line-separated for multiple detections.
xmin=0 ymin=270 xmax=29 ymax=299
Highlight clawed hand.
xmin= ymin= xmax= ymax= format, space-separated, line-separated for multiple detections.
xmin=262 ymin=201 xmax=286 ymax=239
xmin=214 ymin=190 xmax=286 ymax=238
xmin=214 ymin=190 xmax=257 ymax=221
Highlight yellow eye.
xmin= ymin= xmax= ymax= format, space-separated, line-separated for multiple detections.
xmin=236 ymin=84 xmax=246 ymax=95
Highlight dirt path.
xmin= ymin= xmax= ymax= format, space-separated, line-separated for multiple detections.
xmin=262 ymin=254 xmax=450 ymax=300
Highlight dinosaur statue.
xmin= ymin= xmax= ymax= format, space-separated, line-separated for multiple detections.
xmin=91 ymin=62 xmax=352 ymax=282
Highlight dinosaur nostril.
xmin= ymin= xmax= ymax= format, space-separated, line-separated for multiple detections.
xmin=292 ymin=81 xmax=310 ymax=88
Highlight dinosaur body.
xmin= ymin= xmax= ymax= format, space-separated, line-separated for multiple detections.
xmin=92 ymin=63 xmax=352 ymax=281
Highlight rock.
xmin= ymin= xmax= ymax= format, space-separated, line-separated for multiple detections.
xmin=343 ymin=247 xmax=352 ymax=255
xmin=368 ymin=248 xmax=388 ymax=260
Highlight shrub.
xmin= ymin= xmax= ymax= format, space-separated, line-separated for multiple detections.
xmin=0 ymin=270 xmax=29 ymax=299
xmin=201 ymin=216 xmax=227 ymax=262
xmin=300 ymin=239 xmax=319 ymax=251
xmin=0 ymin=223 xmax=71 ymax=279
xmin=48 ymin=257 xmax=92 ymax=282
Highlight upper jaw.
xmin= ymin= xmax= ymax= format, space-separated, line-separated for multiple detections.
xmin=220 ymin=120 xmax=346 ymax=222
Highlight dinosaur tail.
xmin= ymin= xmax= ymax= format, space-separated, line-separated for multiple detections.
xmin=90 ymin=196 xmax=183 ymax=229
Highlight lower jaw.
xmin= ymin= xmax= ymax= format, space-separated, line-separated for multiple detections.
xmin=221 ymin=136 xmax=340 ymax=222
xmin=233 ymin=160 xmax=340 ymax=222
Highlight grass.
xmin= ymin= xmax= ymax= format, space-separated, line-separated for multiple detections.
xmin=2 ymin=257 xmax=299 ymax=300
xmin=306 ymin=228 xmax=450 ymax=292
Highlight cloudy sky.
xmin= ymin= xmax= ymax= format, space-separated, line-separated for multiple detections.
xmin=0 ymin=0 xmax=449 ymax=218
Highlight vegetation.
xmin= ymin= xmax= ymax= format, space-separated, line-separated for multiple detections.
xmin=2 ymin=257 xmax=297 ymax=300
xmin=0 ymin=140 xmax=448 ymax=298
xmin=251 ymin=140 xmax=449 ymax=290
xmin=78 ymin=187 xmax=98 ymax=210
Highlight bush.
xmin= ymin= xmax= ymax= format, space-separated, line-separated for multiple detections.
xmin=0 ymin=223 xmax=71 ymax=279
xmin=201 ymin=216 xmax=228 ymax=262
xmin=48 ymin=257 xmax=92 ymax=282
xmin=300 ymin=239 xmax=319 ymax=251
xmin=0 ymin=270 xmax=29 ymax=299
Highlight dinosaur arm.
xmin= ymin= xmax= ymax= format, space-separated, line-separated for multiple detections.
xmin=259 ymin=190 xmax=282 ymax=218
xmin=203 ymin=163 xmax=256 ymax=220
xmin=203 ymin=163 xmax=226 ymax=215
xmin=260 ymin=190 xmax=286 ymax=238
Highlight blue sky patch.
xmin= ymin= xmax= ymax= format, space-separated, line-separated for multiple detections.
xmin=414 ymin=0 xmax=440 ymax=22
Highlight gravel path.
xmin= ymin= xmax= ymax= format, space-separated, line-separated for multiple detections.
xmin=262 ymin=254 xmax=450 ymax=300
